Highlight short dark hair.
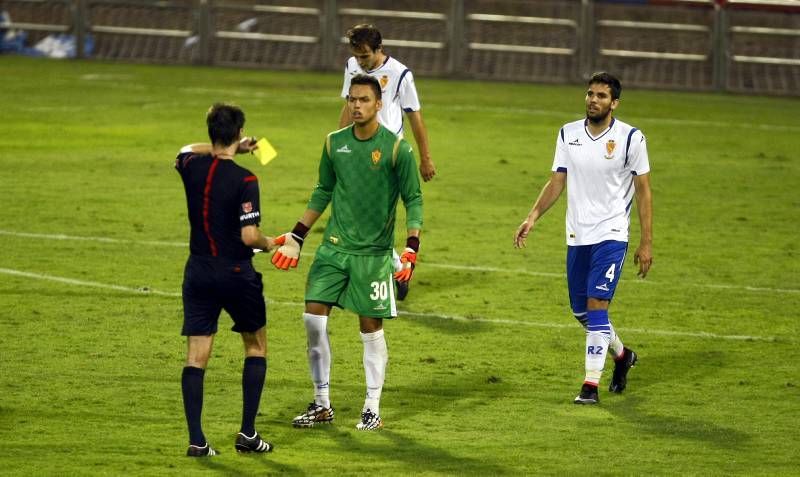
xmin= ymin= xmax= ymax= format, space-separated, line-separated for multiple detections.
xmin=206 ymin=103 xmax=244 ymax=147
xmin=349 ymin=74 xmax=382 ymax=100
xmin=589 ymin=71 xmax=622 ymax=100
xmin=346 ymin=24 xmax=382 ymax=51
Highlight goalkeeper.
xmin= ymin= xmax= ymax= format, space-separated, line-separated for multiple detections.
xmin=271 ymin=74 xmax=423 ymax=431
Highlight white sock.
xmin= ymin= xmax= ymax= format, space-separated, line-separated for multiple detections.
xmin=575 ymin=314 xmax=624 ymax=360
xmin=361 ymin=329 xmax=388 ymax=415
xmin=303 ymin=313 xmax=331 ymax=408
xmin=392 ymin=248 xmax=402 ymax=273
xmin=584 ymin=330 xmax=611 ymax=386
xmin=609 ymin=324 xmax=624 ymax=359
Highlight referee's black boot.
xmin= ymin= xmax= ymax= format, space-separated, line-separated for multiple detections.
xmin=235 ymin=432 xmax=273 ymax=453
xmin=187 ymin=443 xmax=219 ymax=457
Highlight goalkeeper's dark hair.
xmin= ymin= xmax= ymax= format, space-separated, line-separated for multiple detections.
xmin=350 ymin=74 xmax=382 ymax=100
xmin=588 ymin=72 xmax=622 ymax=100
xmin=346 ymin=24 xmax=382 ymax=51
xmin=206 ymin=103 xmax=245 ymax=147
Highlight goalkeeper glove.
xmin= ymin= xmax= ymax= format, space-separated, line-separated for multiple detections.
xmin=271 ymin=222 xmax=309 ymax=270
xmin=393 ymin=236 xmax=419 ymax=282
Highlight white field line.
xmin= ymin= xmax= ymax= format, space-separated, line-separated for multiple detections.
xmin=0 ymin=230 xmax=186 ymax=248
xmin=176 ymin=86 xmax=799 ymax=133
xmin=1 ymin=229 xmax=798 ymax=295
xmin=0 ymin=267 xmax=780 ymax=343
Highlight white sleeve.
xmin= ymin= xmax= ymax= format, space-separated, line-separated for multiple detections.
xmin=340 ymin=59 xmax=352 ymax=99
xmin=397 ymin=70 xmax=421 ymax=112
xmin=626 ymin=131 xmax=650 ymax=175
xmin=551 ymin=128 xmax=568 ymax=172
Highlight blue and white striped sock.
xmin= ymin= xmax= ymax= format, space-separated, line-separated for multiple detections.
xmin=584 ymin=309 xmax=612 ymax=385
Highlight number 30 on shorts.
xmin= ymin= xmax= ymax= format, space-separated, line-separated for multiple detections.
xmin=369 ymin=281 xmax=389 ymax=301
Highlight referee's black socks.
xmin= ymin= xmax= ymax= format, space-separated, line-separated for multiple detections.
xmin=181 ymin=366 xmax=206 ymax=446
xmin=240 ymin=356 xmax=267 ymax=436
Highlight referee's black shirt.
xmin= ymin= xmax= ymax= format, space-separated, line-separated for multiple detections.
xmin=176 ymin=150 xmax=261 ymax=261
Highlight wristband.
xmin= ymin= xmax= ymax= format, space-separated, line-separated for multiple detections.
xmin=406 ymin=236 xmax=420 ymax=253
xmin=291 ymin=221 xmax=310 ymax=244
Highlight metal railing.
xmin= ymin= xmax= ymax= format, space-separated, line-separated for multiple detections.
xmin=1 ymin=0 xmax=799 ymax=95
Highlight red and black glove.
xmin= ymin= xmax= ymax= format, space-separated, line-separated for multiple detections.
xmin=393 ymin=236 xmax=419 ymax=282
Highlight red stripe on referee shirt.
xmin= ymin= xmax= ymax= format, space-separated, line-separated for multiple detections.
xmin=203 ymin=158 xmax=220 ymax=256
xmin=244 ymin=175 xmax=258 ymax=183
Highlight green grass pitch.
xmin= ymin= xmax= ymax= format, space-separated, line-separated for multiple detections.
xmin=0 ymin=56 xmax=798 ymax=475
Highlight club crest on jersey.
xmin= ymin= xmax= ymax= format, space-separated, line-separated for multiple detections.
xmin=604 ymin=140 xmax=616 ymax=159
xmin=379 ymin=75 xmax=389 ymax=89
xmin=242 ymin=202 xmax=253 ymax=213
xmin=371 ymin=149 xmax=382 ymax=165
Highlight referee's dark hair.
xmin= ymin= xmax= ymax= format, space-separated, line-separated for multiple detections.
xmin=207 ymin=103 xmax=245 ymax=147
xmin=589 ymin=72 xmax=622 ymax=100
xmin=349 ymin=74 xmax=382 ymax=100
xmin=346 ymin=24 xmax=382 ymax=51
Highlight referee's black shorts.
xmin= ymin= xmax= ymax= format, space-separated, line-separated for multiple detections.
xmin=181 ymin=255 xmax=266 ymax=336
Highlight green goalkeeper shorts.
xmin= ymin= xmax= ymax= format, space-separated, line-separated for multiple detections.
xmin=305 ymin=245 xmax=397 ymax=318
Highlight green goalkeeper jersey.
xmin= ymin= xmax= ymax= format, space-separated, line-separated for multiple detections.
xmin=307 ymin=124 xmax=423 ymax=255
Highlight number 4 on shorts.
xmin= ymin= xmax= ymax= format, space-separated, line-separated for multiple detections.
xmin=605 ymin=263 xmax=616 ymax=281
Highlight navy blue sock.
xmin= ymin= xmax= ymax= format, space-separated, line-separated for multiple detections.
xmin=573 ymin=313 xmax=588 ymax=328
xmin=241 ymin=356 xmax=267 ymax=436
xmin=182 ymin=366 xmax=206 ymax=446
xmin=586 ymin=309 xmax=611 ymax=336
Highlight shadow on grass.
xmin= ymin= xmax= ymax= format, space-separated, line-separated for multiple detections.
xmin=606 ymin=395 xmax=751 ymax=449
xmin=305 ymin=424 xmax=512 ymax=475
xmin=398 ymin=308 xmax=495 ymax=335
xmin=605 ymin=349 xmax=752 ymax=449
xmin=196 ymin=454 xmax=306 ymax=475
xmin=257 ymin=368 xmax=515 ymax=474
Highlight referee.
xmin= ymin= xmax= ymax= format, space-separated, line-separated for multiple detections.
xmin=175 ymin=103 xmax=276 ymax=457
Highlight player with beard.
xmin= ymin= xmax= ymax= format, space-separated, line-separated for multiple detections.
xmin=513 ymin=72 xmax=653 ymax=404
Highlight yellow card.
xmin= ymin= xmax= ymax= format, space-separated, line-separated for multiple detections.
xmin=253 ymin=137 xmax=277 ymax=165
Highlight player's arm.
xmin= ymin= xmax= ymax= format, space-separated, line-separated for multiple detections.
xmin=338 ymin=64 xmax=353 ymax=128
xmin=397 ymin=70 xmax=435 ymax=182
xmin=514 ymin=171 xmax=566 ymax=248
xmin=394 ymin=140 xmax=423 ymax=282
xmin=632 ymin=173 xmax=653 ymax=278
xmin=405 ymin=110 xmax=435 ymax=182
xmin=396 ymin=140 xmax=423 ymax=230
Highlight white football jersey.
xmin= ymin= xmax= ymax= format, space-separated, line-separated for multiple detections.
xmin=551 ymin=117 xmax=650 ymax=246
xmin=341 ymin=56 xmax=421 ymax=138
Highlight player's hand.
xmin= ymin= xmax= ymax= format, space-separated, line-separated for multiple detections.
xmin=271 ymin=232 xmax=304 ymax=270
xmin=393 ymin=247 xmax=417 ymax=282
xmin=420 ymin=158 xmax=436 ymax=182
xmin=237 ymin=136 xmax=258 ymax=154
xmin=634 ymin=242 xmax=653 ymax=278
xmin=514 ymin=220 xmax=533 ymax=248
